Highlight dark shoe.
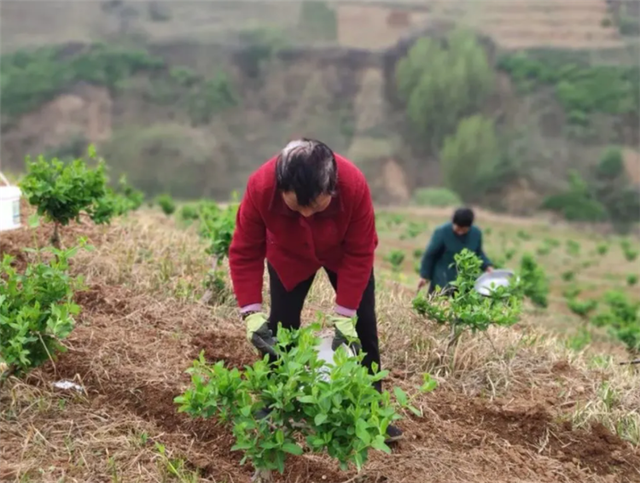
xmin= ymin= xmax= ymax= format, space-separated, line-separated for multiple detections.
xmin=385 ymin=424 xmax=403 ymax=443
xmin=254 ymin=407 xmax=273 ymax=420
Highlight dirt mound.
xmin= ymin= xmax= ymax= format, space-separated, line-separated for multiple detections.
xmin=192 ymin=331 xmax=256 ymax=369
xmin=428 ymin=393 xmax=639 ymax=481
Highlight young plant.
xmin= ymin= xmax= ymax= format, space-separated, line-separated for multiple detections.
xmin=0 ymin=243 xmax=86 ymax=379
xmin=413 ymin=248 xmax=423 ymax=260
xmin=596 ymin=243 xmax=609 ymax=256
xmin=567 ymin=298 xmax=598 ymax=319
xmin=563 ymin=284 xmax=582 ymax=299
xmin=384 ymin=250 xmax=405 ymax=272
xmin=561 ymin=270 xmax=576 ymax=282
xmin=412 ymin=249 xmax=523 ymax=346
xmin=19 ymin=145 xmax=114 ymax=246
xmin=566 ymin=240 xmax=581 ymax=257
xmin=156 ymin=194 xmax=176 ymax=216
xmin=591 ymin=291 xmax=640 ymax=353
xmin=627 ymin=274 xmax=638 ymax=286
xmin=519 ymin=253 xmax=549 ymax=308
xmin=175 ymin=324 xmax=435 ymax=482
xmin=198 ymin=202 xmax=238 ymax=265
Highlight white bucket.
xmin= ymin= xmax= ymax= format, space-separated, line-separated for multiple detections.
xmin=0 ymin=186 xmax=21 ymax=232
xmin=315 ymin=335 xmax=355 ymax=382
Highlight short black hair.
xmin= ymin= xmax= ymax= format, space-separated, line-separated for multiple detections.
xmin=452 ymin=207 xmax=474 ymax=227
xmin=275 ymin=138 xmax=337 ymax=206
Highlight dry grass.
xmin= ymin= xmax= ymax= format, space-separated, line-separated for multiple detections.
xmin=1 ymin=209 xmax=639 ymax=483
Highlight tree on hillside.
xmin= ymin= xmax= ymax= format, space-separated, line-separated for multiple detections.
xmin=395 ymin=29 xmax=495 ymax=151
xmin=440 ymin=115 xmax=499 ymax=201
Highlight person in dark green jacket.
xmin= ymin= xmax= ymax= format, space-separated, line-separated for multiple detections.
xmin=418 ymin=208 xmax=493 ymax=294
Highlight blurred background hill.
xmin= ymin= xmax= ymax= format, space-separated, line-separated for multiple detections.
xmin=1 ymin=0 xmax=639 ymax=223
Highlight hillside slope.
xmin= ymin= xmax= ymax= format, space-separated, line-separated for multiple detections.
xmin=0 ymin=205 xmax=639 ymax=483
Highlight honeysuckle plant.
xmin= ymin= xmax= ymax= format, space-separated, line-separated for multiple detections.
xmin=412 ymin=249 xmax=523 ymax=347
xmin=0 ymin=241 xmax=88 ymax=381
xmin=175 ymin=324 xmax=436 ymax=482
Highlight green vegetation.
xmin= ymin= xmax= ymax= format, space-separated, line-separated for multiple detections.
xmin=395 ymin=29 xmax=494 ymax=151
xmin=0 ymin=243 xmax=85 ymax=379
xmin=299 ymin=1 xmax=337 ymax=41
xmin=0 ymin=44 xmax=238 ymax=125
xmin=440 ymin=115 xmax=500 ymax=202
xmin=19 ymin=146 xmax=116 ymax=246
xmin=543 ymin=145 xmax=639 ymax=230
xmin=519 ymin=254 xmax=549 ymax=308
xmin=591 ymin=291 xmax=640 ymax=353
xmin=176 ymin=324 xmax=436 ymax=481
xmin=497 ymin=52 xmax=639 ymax=127
xmin=156 ymin=194 xmax=176 ymax=216
xmin=412 ymin=187 xmax=461 ymax=207
xmin=413 ymin=249 xmax=523 ymax=345
xmin=385 ymin=250 xmax=405 ymax=272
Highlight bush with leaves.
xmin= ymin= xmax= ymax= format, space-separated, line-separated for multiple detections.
xmin=627 ymin=274 xmax=638 ymax=286
xmin=567 ymin=298 xmax=598 ymax=319
xmin=175 ymin=324 xmax=437 ymax=481
xmin=542 ymin=171 xmax=607 ymax=222
xmin=384 ymin=250 xmax=405 ymax=273
xmin=19 ymin=146 xmax=114 ymax=246
xmin=518 ymin=254 xmax=549 ymax=308
xmin=396 ymin=29 xmax=495 ymax=152
xmin=156 ymin=194 xmax=176 ymax=216
xmin=591 ymin=291 xmax=640 ymax=353
xmin=412 ymin=249 xmax=523 ymax=346
xmin=440 ymin=115 xmax=501 ymax=202
xmin=0 ymin=243 xmax=87 ymax=379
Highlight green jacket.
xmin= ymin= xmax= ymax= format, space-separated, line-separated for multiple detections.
xmin=419 ymin=222 xmax=491 ymax=289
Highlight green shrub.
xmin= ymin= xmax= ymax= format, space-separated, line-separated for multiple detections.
xmin=20 ymin=146 xmax=114 ymax=246
xmin=627 ymin=274 xmax=638 ymax=286
xmin=412 ymin=187 xmax=462 ymax=207
xmin=396 ymin=30 xmax=494 ymax=151
xmin=519 ymin=254 xmax=549 ymax=308
xmin=591 ymin=291 xmax=640 ymax=352
xmin=596 ymin=243 xmax=609 ymax=256
xmin=413 ymin=249 xmax=523 ymax=344
xmin=497 ymin=52 xmax=639 ymax=125
xmin=567 ymin=298 xmax=598 ymax=318
xmin=156 ymin=194 xmax=176 ymax=216
xmin=384 ymin=250 xmax=406 ymax=272
xmin=0 ymin=45 xmax=164 ymax=119
xmin=299 ymin=1 xmax=337 ymax=41
xmin=413 ymin=248 xmax=423 ymax=260
xmin=542 ymin=172 xmax=607 ymax=222
xmin=561 ymin=270 xmax=575 ymax=282
xmin=440 ymin=115 xmax=500 ymax=201
xmin=563 ymin=284 xmax=582 ymax=299
xmin=176 ymin=324 xmax=436 ymax=480
xmin=198 ymin=202 xmax=238 ymax=264
xmin=566 ymin=240 xmax=581 ymax=257
xmin=0 ymin=243 xmax=86 ymax=378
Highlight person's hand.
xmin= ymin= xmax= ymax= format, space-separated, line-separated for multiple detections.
xmin=417 ymin=278 xmax=428 ymax=293
xmin=328 ymin=315 xmax=361 ymax=355
xmin=485 ymin=266 xmax=494 ymax=274
xmin=244 ymin=312 xmax=277 ymax=357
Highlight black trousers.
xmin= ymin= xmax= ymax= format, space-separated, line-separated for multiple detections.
xmin=267 ymin=263 xmax=382 ymax=391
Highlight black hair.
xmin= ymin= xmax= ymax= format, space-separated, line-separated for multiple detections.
xmin=275 ymin=138 xmax=337 ymax=206
xmin=452 ymin=207 xmax=475 ymax=227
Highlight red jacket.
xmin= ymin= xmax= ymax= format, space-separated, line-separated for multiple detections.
xmin=229 ymin=154 xmax=377 ymax=311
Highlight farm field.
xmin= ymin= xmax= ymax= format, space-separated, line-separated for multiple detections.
xmin=1 ymin=198 xmax=639 ymax=483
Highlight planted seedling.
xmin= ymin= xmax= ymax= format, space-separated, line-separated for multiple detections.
xmin=627 ymin=274 xmax=638 ymax=286
xmin=567 ymin=298 xmax=598 ymax=319
xmin=20 ymin=146 xmax=114 ymax=246
xmin=519 ymin=254 xmax=549 ymax=308
xmin=412 ymin=249 xmax=523 ymax=348
xmin=596 ymin=243 xmax=609 ymax=256
xmin=385 ymin=250 xmax=405 ymax=272
xmin=413 ymin=248 xmax=423 ymax=260
xmin=561 ymin=270 xmax=576 ymax=282
xmin=156 ymin=194 xmax=176 ymax=216
xmin=563 ymin=284 xmax=582 ymax=299
xmin=566 ymin=240 xmax=581 ymax=257
xmin=590 ymin=290 xmax=640 ymax=353
xmin=0 ymin=241 xmax=88 ymax=381
xmin=175 ymin=324 xmax=436 ymax=482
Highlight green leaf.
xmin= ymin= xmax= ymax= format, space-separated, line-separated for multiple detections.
xmin=393 ymin=387 xmax=408 ymax=406
xmin=314 ymin=413 xmax=327 ymax=426
xmin=371 ymin=435 xmax=392 ymax=454
xmin=282 ymin=443 xmax=303 ymax=455
xmin=355 ymin=419 xmax=371 ymax=445
xmin=27 ymin=214 xmax=41 ymax=228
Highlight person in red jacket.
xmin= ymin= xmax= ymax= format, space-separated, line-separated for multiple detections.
xmin=229 ymin=138 xmax=402 ymax=442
